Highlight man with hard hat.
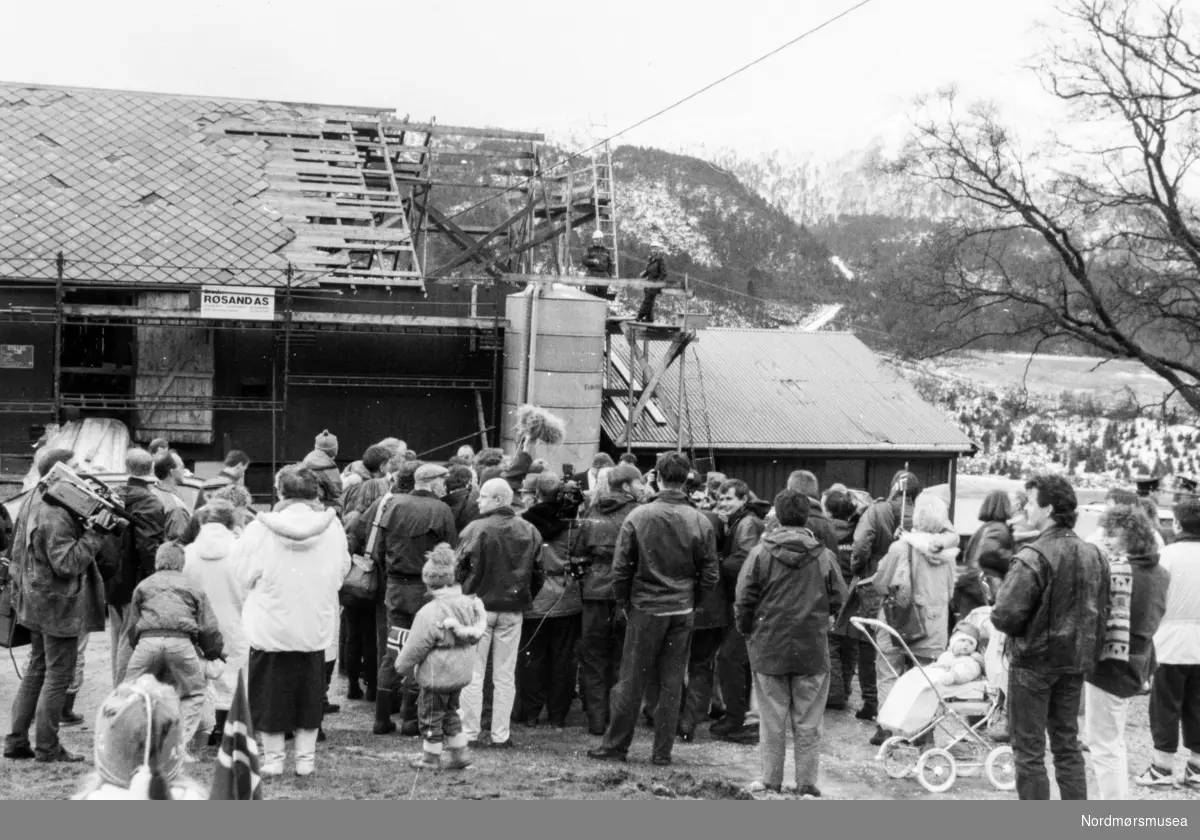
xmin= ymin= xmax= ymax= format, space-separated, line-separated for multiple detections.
xmin=582 ymin=229 xmax=615 ymax=300
xmin=635 ymin=240 xmax=669 ymax=323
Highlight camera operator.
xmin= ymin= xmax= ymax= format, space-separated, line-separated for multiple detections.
xmin=3 ymin=449 xmax=108 ymax=763
xmin=517 ymin=474 xmax=585 ymax=728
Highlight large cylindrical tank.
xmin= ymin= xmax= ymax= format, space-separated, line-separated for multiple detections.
xmin=501 ymin=284 xmax=606 ymax=476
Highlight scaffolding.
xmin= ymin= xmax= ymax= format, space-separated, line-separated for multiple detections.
xmin=0 ymin=88 xmax=691 ymax=474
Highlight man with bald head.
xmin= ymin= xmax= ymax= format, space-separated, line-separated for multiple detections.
xmin=456 ymin=478 xmax=542 ymax=748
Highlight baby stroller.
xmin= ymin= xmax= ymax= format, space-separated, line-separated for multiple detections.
xmin=851 ymin=617 xmax=1015 ymax=794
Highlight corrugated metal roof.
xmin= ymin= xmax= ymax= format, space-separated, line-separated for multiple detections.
xmin=602 ymin=329 xmax=975 ymax=453
xmin=0 ymin=82 xmax=393 ymax=287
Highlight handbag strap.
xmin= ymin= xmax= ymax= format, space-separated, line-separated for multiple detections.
xmin=365 ymin=492 xmax=394 ymax=557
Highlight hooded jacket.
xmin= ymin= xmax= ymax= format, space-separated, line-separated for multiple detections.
xmin=125 ymin=570 xmax=224 ymax=660
xmin=872 ymin=530 xmax=960 ymax=659
xmin=458 ymin=506 xmax=541 ymax=613
xmin=182 ymin=522 xmax=247 ymax=673
xmin=734 ymin=528 xmax=847 ymax=676
xmin=575 ymin=491 xmax=639 ymax=601
xmin=1087 ymin=552 xmax=1170 ymax=698
xmin=233 ymin=499 xmax=349 ymax=653
xmin=393 ymin=584 xmax=488 ymax=692
xmin=301 ymin=450 xmax=344 ymax=518
xmin=340 ymin=460 xmax=374 ymax=492
xmin=612 ymin=488 xmax=720 ymax=615
xmin=992 ymin=526 xmax=1110 ymax=675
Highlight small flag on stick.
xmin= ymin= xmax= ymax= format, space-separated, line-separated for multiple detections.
xmin=209 ymin=670 xmax=263 ymax=800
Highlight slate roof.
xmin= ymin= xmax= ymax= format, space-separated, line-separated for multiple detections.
xmin=603 ymin=329 xmax=976 ymax=454
xmin=0 ymin=82 xmax=392 ymax=287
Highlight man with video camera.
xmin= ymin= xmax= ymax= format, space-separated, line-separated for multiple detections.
xmin=3 ymin=449 xmax=109 ymax=763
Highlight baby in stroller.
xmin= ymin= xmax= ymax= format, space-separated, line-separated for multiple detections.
xmin=861 ymin=607 xmax=1016 ymax=792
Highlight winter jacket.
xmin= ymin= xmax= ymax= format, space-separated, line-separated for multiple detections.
xmin=851 ymin=496 xmax=913 ymax=579
xmin=522 ymin=502 xmax=582 ymax=619
xmin=301 ymin=450 xmax=344 ymax=518
xmin=720 ymin=500 xmax=771 ymax=600
xmin=965 ymin=521 xmax=1014 ymax=579
xmin=8 ymin=489 xmax=105 ymax=637
xmin=873 ymin=531 xmax=960 ymax=659
xmin=361 ymin=489 xmax=457 ymax=579
xmin=952 ymin=567 xmax=991 ymax=623
xmin=1154 ymin=534 xmax=1200 ymax=664
xmin=831 ymin=517 xmax=856 ymax=582
xmin=443 ymin=487 xmax=481 ymax=534
xmin=1087 ymin=552 xmax=1170 ymax=698
xmin=125 ymin=570 xmax=224 ymax=660
xmin=612 ymin=489 xmax=719 ymax=615
xmin=393 ymin=584 xmax=488 ymax=692
xmin=343 ymin=474 xmax=393 ymax=543
xmin=992 ymin=526 xmax=1110 ymax=675
xmin=582 ymin=244 xmax=614 ymax=278
xmin=575 ymin=491 xmax=639 ymax=602
xmin=639 ymin=253 xmax=668 ymax=282
xmin=183 ymin=523 xmax=247 ymax=673
xmin=233 ymin=499 xmax=349 ymax=653
xmin=458 ymin=506 xmax=541 ymax=613
xmin=735 ymin=527 xmax=846 ymax=676
xmin=106 ymin=477 xmax=167 ymax=609
xmin=151 ymin=484 xmax=191 ymax=543
xmin=693 ymin=508 xmax=728 ymax=629
xmin=341 ymin=460 xmax=373 ymax=492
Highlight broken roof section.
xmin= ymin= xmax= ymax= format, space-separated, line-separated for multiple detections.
xmin=0 ymin=82 xmax=543 ymax=288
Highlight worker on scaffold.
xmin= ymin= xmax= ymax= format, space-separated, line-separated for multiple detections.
xmin=635 ymin=240 xmax=668 ymax=323
xmin=582 ymin=230 xmax=615 ymax=301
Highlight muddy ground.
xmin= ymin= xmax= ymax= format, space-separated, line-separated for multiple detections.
xmin=2 ymin=631 xmax=1198 ymax=801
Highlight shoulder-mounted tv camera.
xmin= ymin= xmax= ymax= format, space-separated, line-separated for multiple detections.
xmin=40 ymin=462 xmax=130 ymax=534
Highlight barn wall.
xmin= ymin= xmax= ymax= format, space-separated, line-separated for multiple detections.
xmin=624 ymin=448 xmax=954 ymax=502
xmin=0 ymin=289 xmax=56 ymax=474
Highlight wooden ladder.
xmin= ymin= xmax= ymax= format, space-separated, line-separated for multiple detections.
xmin=591 ymin=140 xmax=620 ymax=277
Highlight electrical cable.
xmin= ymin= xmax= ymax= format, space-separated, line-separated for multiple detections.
xmin=440 ymin=0 xmax=879 ymax=225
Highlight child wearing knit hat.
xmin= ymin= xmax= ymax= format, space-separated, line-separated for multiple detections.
xmin=122 ymin=542 xmax=226 ymax=755
xmin=73 ymin=675 xmax=209 ymax=799
xmin=391 ymin=543 xmax=487 ymax=772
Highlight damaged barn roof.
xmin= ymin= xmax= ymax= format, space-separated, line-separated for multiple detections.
xmin=0 ymin=81 xmax=542 ymax=288
xmin=603 ymin=329 xmax=976 ymax=454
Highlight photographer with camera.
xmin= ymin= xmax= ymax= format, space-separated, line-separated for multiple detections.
xmin=517 ymin=473 xmax=586 ymax=728
xmin=574 ymin=463 xmax=644 ymax=736
xmin=4 ymin=449 xmax=108 ymax=763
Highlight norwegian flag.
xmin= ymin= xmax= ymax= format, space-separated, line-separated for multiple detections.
xmin=209 ymin=670 xmax=263 ymax=800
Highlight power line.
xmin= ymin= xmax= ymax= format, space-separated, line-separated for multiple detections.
xmin=442 ymin=0 xmax=880 ymax=225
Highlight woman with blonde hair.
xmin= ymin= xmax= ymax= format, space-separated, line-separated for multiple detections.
xmin=870 ymin=493 xmax=959 ymax=745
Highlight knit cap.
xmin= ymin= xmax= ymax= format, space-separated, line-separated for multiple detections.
xmin=154 ymin=541 xmax=186 ymax=572
xmin=952 ymin=624 xmax=980 ymax=644
xmin=315 ymin=429 xmax=338 ymax=456
xmin=93 ymin=675 xmax=184 ymax=795
xmin=395 ymin=461 xmax=419 ymax=493
xmin=422 ymin=542 xmax=458 ymax=588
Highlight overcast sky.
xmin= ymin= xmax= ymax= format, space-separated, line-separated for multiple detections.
xmin=2 ymin=0 xmax=1071 ymax=160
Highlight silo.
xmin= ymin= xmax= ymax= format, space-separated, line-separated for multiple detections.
xmin=502 ymin=284 xmax=607 ymax=476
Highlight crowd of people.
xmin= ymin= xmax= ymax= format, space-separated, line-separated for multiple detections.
xmin=2 ymin=427 xmax=1199 ymax=801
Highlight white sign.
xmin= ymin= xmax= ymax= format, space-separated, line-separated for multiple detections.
xmin=200 ymin=286 xmax=276 ymax=320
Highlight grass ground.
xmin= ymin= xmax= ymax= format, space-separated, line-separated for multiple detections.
xmin=2 ymin=631 xmax=1198 ymax=801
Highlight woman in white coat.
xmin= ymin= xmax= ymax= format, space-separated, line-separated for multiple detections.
xmin=182 ymin=498 xmax=247 ymax=746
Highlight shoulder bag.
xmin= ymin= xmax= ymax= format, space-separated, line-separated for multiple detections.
xmin=883 ymin=543 xmax=928 ymax=645
xmin=340 ymin=492 xmax=392 ymax=606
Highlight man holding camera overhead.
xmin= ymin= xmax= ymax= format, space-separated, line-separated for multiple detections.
xmin=3 ymin=449 xmax=108 ymax=764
